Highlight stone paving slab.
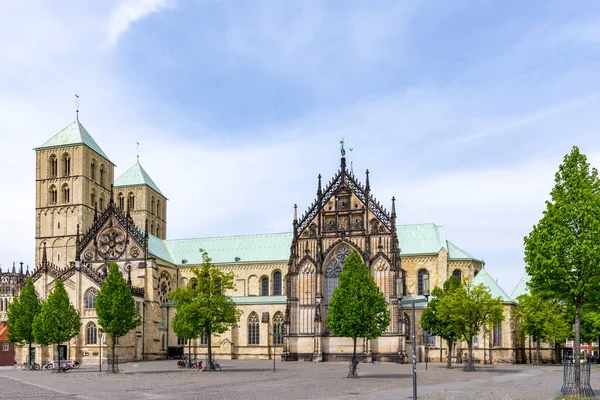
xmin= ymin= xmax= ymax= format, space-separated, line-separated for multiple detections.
xmin=1 ymin=360 xmax=599 ymax=400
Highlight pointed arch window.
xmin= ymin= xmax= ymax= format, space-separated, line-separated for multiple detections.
xmin=151 ymin=196 xmax=155 ymax=215
xmin=85 ymin=288 xmax=97 ymax=309
xmin=86 ymin=322 xmax=97 ymax=345
xmin=273 ymin=312 xmax=284 ymax=345
xmin=49 ymin=155 xmax=58 ymax=178
xmin=248 ymin=312 xmax=260 ymax=345
xmin=493 ymin=319 xmax=502 ymax=346
xmin=62 ymin=184 xmax=70 ymax=203
xmin=417 ymin=269 xmax=429 ymax=296
xmin=156 ymin=224 xmax=161 ymax=238
xmin=325 ymin=245 xmax=351 ymax=306
xmin=150 ymin=222 xmax=155 ymax=236
xmin=49 ymin=185 xmax=58 ymax=204
xmin=90 ymin=190 xmax=96 ymax=208
xmin=261 ymin=277 xmax=269 ymax=296
xmin=400 ymin=269 xmax=407 ymax=297
xmin=273 ymin=271 xmax=282 ymax=296
xmin=128 ymin=192 xmax=135 ymax=210
xmin=99 ymin=195 xmax=104 ymax=211
xmin=118 ymin=193 xmax=125 ymax=210
xmin=99 ymin=165 xmax=105 ymax=186
xmin=91 ymin=161 xmax=96 ymax=181
xmin=452 ymin=269 xmax=462 ymax=282
xmin=62 ymin=153 xmax=71 ymax=176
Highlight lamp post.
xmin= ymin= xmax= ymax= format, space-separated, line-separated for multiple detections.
xmin=98 ymin=332 xmax=106 ymax=372
xmin=397 ymin=272 xmax=430 ymax=400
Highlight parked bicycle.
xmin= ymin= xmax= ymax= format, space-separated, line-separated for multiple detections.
xmin=21 ymin=362 xmax=40 ymax=371
xmin=176 ymin=359 xmax=203 ymax=369
xmin=44 ymin=362 xmax=53 ymax=370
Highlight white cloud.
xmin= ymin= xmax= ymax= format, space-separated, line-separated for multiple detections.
xmin=107 ymin=0 xmax=173 ymax=46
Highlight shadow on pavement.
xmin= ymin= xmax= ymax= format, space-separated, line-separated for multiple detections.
xmin=360 ymin=374 xmax=413 ymax=379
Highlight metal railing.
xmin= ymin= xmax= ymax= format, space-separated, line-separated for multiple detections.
xmin=561 ymin=359 xmax=595 ymax=397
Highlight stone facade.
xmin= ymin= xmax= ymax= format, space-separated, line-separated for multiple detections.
xmin=7 ymin=117 xmax=531 ymax=365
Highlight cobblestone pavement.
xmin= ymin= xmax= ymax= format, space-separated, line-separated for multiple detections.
xmin=1 ymin=360 xmax=599 ymax=400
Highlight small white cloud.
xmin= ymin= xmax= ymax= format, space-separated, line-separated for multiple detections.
xmin=107 ymin=0 xmax=172 ymax=46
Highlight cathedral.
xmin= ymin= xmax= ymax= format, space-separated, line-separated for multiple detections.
xmin=2 ymin=115 xmax=536 ymax=366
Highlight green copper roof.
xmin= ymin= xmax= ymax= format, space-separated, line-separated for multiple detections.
xmin=114 ymin=161 xmax=164 ymax=196
xmin=149 ymin=223 xmax=480 ymax=266
xmin=511 ymin=273 xmax=530 ymax=300
xmin=472 ymin=268 xmax=514 ymax=304
xmin=37 ymin=119 xmax=112 ymax=162
xmin=447 ymin=241 xmax=476 ymax=260
xmin=164 ymin=233 xmax=293 ymax=265
xmin=148 ymin=234 xmax=176 ymax=265
xmin=397 ymin=223 xmax=447 ymax=255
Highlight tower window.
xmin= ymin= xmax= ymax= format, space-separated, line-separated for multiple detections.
xmin=128 ymin=193 xmax=135 ymax=210
xmin=49 ymin=155 xmax=58 ymax=178
xmin=49 ymin=185 xmax=58 ymax=204
xmin=273 ymin=271 xmax=282 ymax=296
xmin=100 ymin=166 xmax=105 ymax=186
xmin=91 ymin=161 xmax=96 ymax=181
xmin=118 ymin=193 xmax=124 ymax=210
xmin=62 ymin=184 xmax=70 ymax=203
xmin=99 ymin=196 xmax=104 ymax=210
xmin=62 ymin=154 xmax=71 ymax=176
xmin=157 ymin=199 xmax=161 ymax=216
xmin=91 ymin=191 xmax=96 ymax=208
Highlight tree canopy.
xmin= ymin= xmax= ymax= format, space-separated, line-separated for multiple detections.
xmin=421 ymin=276 xmax=462 ymax=368
xmin=169 ymin=249 xmax=241 ymax=370
xmin=524 ymin=146 xmax=600 ymax=392
xmin=7 ymin=277 xmax=41 ymax=364
xmin=437 ymin=278 xmax=504 ymax=371
xmin=32 ymin=279 xmax=80 ymax=367
xmin=96 ymin=263 xmax=141 ymax=372
xmin=326 ymin=250 xmax=390 ymax=377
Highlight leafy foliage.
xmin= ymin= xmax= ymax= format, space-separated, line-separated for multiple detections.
xmin=326 ymin=250 xmax=390 ymax=377
xmin=524 ymin=146 xmax=600 ymax=388
xmin=169 ymin=249 xmax=241 ymax=369
xmin=421 ymin=276 xmax=462 ymax=368
xmin=437 ymin=279 xmax=504 ymax=371
xmin=96 ymin=263 xmax=142 ymax=372
xmin=7 ymin=277 xmax=41 ymax=347
xmin=32 ymin=279 xmax=81 ymax=366
xmin=514 ymin=293 xmax=570 ymax=364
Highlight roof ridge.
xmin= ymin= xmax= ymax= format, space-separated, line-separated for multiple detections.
xmin=472 ymin=268 xmax=513 ymax=303
xmin=164 ymin=231 xmax=293 ymax=242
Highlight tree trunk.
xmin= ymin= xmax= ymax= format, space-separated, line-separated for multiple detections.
xmin=111 ymin=335 xmax=116 ymax=373
xmin=28 ymin=342 xmax=32 ymax=366
xmin=528 ymin=336 xmax=532 ymax=364
xmin=465 ymin=340 xmax=475 ymax=371
xmin=574 ymin=297 xmax=582 ymax=396
xmin=207 ymin=327 xmax=213 ymax=370
xmin=536 ymin=333 xmax=541 ymax=365
xmin=188 ymin=340 xmax=192 ymax=365
xmin=348 ymin=337 xmax=358 ymax=377
xmin=446 ymin=340 xmax=453 ymax=369
xmin=57 ymin=343 xmax=61 ymax=373
xmin=554 ymin=341 xmax=561 ymax=364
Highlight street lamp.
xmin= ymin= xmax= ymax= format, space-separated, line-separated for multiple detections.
xmin=397 ymin=272 xmax=430 ymax=400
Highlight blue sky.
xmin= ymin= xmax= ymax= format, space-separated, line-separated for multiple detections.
xmin=1 ymin=0 xmax=600 ymax=294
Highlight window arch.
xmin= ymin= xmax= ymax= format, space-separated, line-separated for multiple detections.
xmin=91 ymin=160 xmax=96 ymax=181
xmin=62 ymin=184 xmax=70 ymax=203
xmin=128 ymin=192 xmax=135 ymax=210
xmin=189 ymin=278 xmax=197 ymax=289
xmin=86 ymin=322 xmax=97 ymax=345
xmin=417 ymin=269 xmax=429 ymax=296
xmin=273 ymin=271 xmax=282 ymax=296
xmin=404 ymin=313 xmax=410 ymax=340
xmin=62 ymin=153 xmax=71 ymax=176
xmin=157 ymin=199 xmax=161 ymax=216
xmin=452 ymin=269 xmax=462 ymax=282
xmin=49 ymin=185 xmax=58 ymax=204
xmin=325 ymin=244 xmax=352 ymax=305
xmin=150 ymin=222 xmax=155 ymax=236
xmin=99 ymin=195 xmax=105 ymax=211
xmin=493 ymin=319 xmax=502 ymax=346
xmin=90 ymin=190 xmax=96 ymax=208
xmin=400 ymin=269 xmax=407 ymax=297
xmin=99 ymin=165 xmax=105 ymax=186
xmin=151 ymin=196 xmax=155 ymax=215
xmin=156 ymin=224 xmax=161 ymax=237
xmin=248 ymin=312 xmax=260 ymax=345
xmin=84 ymin=288 xmax=97 ymax=309
xmin=261 ymin=277 xmax=269 ymax=296
xmin=49 ymin=155 xmax=58 ymax=177
xmin=273 ymin=312 xmax=284 ymax=345
xmin=118 ymin=193 xmax=125 ymax=210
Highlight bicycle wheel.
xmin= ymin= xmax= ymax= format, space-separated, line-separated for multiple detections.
xmin=33 ymin=363 xmax=40 ymax=371
xmin=21 ymin=364 xmax=27 ymax=371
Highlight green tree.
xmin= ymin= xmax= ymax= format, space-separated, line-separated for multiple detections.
xmin=32 ymin=279 xmax=80 ymax=370
xmin=421 ymin=276 xmax=462 ymax=369
xmin=437 ymin=279 xmax=504 ymax=371
xmin=580 ymin=307 xmax=600 ymax=352
xmin=96 ymin=263 xmax=142 ymax=372
xmin=514 ymin=294 xmax=570 ymax=364
xmin=6 ymin=277 xmax=41 ymax=366
xmin=524 ymin=146 xmax=600 ymax=394
xmin=326 ymin=250 xmax=390 ymax=377
xmin=169 ymin=250 xmax=241 ymax=370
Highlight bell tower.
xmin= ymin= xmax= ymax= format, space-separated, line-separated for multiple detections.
xmin=34 ymin=116 xmax=114 ymax=268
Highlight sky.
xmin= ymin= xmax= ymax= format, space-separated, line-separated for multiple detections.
xmin=1 ymin=0 xmax=600 ymax=295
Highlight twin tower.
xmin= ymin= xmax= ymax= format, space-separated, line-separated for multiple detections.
xmin=34 ymin=117 xmax=168 ymax=269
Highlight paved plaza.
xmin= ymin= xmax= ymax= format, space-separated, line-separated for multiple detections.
xmin=1 ymin=359 xmax=598 ymax=400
